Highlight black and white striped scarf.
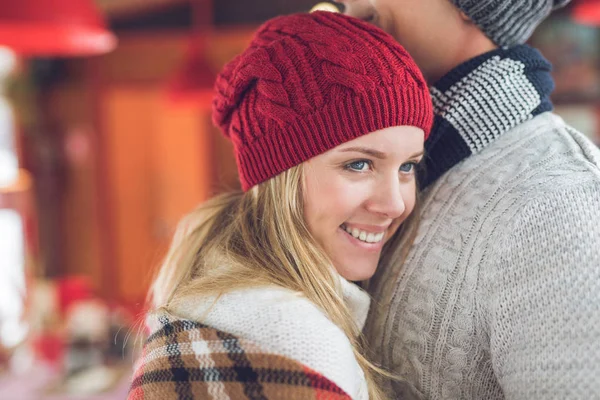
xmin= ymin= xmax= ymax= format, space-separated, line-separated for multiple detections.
xmin=420 ymin=45 xmax=555 ymax=188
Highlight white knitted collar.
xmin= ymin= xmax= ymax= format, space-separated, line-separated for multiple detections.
xmin=167 ymin=274 xmax=371 ymax=334
xmin=339 ymin=276 xmax=371 ymax=332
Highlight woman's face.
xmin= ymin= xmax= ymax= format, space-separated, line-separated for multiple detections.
xmin=303 ymin=126 xmax=424 ymax=281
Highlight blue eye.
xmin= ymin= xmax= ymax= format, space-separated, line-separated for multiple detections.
xmin=399 ymin=162 xmax=417 ymax=173
xmin=346 ymin=160 xmax=371 ymax=172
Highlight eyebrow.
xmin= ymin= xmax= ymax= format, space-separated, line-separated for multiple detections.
xmin=339 ymin=146 xmax=424 ymax=159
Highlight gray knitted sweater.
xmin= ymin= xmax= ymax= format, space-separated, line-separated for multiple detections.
xmin=366 ymin=112 xmax=600 ymax=400
xmin=365 ymin=47 xmax=600 ymax=400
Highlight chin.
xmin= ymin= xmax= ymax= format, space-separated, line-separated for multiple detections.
xmin=336 ymin=263 xmax=378 ymax=282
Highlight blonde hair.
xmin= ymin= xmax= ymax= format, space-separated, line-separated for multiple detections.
xmin=150 ymin=164 xmax=419 ymax=400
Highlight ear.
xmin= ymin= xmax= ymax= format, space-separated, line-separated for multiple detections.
xmin=459 ymin=10 xmax=472 ymax=22
xmin=458 ymin=9 xmax=481 ymax=29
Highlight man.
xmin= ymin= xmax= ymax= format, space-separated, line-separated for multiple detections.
xmin=336 ymin=0 xmax=600 ymax=398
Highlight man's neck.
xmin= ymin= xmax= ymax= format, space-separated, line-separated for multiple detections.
xmin=428 ymin=32 xmax=498 ymax=84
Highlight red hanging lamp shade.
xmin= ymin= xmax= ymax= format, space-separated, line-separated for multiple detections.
xmin=572 ymin=0 xmax=600 ymax=26
xmin=167 ymin=38 xmax=216 ymax=109
xmin=166 ymin=0 xmax=216 ymax=109
xmin=0 ymin=0 xmax=116 ymax=56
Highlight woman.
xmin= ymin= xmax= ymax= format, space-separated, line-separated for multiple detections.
xmin=129 ymin=10 xmax=432 ymax=400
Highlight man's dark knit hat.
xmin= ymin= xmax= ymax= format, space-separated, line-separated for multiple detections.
xmin=451 ymin=0 xmax=571 ymax=47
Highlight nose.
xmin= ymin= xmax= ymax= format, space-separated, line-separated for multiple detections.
xmin=366 ymin=176 xmax=407 ymax=220
xmin=334 ymin=0 xmax=374 ymax=21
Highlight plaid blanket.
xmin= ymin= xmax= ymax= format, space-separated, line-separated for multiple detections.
xmin=128 ymin=313 xmax=352 ymax=400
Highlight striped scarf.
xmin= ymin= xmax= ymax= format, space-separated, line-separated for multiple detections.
xmin=420 ymin=45 xmax=555 ymax=187
xmin=128 ymin=313 xmax=352 ymax=400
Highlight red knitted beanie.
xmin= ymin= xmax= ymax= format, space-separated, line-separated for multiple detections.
xmin=212 ymin=11 xmax=433 ymax=191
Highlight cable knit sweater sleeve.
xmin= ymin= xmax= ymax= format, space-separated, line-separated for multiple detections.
xmin=482 ymin=181 xmax=600 ymax=399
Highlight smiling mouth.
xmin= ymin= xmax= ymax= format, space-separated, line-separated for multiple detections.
xmin=340 ymin=224 xmax=385 ymax=244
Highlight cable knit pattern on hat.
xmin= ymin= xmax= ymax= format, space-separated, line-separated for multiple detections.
xmin=212 ymin=11 xmax=433 ymax=191
xmin=451 ymin=0 xmax=571 ymax=47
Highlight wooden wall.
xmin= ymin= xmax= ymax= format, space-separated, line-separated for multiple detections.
xmin=43 ymin=29 xmax=249 ymax=308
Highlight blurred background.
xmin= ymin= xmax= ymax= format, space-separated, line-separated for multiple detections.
xmin=0 ymin=0 xmax=598 ymax=398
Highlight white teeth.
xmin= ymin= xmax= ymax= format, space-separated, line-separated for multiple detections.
xmin=342 ymin=225 xmax=385 ymax=244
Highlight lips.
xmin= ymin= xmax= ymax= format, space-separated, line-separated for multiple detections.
xmin=340 ymin=223 xmax=385 ymax=243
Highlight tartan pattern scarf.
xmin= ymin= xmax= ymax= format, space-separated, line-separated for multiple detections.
xmin=128 ymin=313 xmax=352 ymax=400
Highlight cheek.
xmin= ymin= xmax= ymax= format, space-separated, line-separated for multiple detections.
xmin=304 ymin=173 xmax=365 ymax=233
